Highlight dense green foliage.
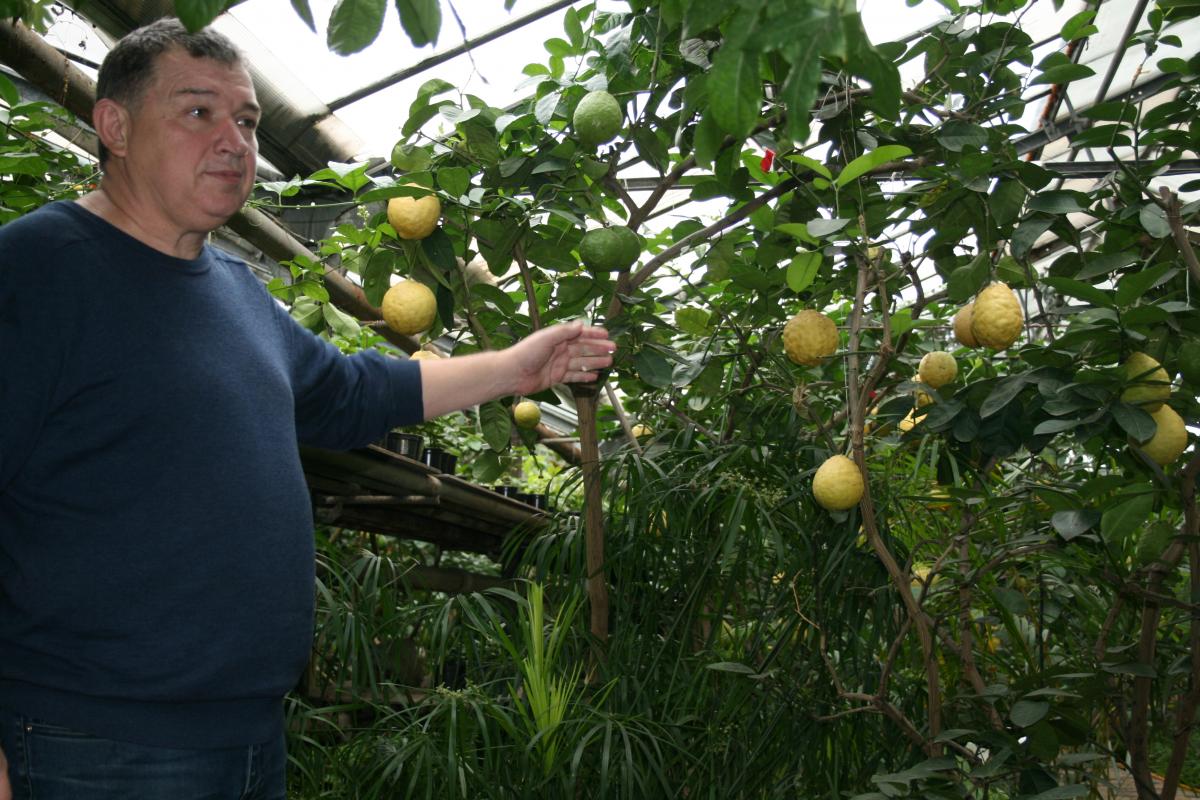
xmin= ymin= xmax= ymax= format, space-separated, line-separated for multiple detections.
xmin=4 ymin=0 xmax=1199 ymax=797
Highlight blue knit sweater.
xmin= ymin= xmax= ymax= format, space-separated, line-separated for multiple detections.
xmin=0 ymin=201 xmax=422 ymax=748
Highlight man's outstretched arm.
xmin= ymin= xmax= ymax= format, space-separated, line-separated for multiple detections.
xmin=418 ymin=321 xmax=615 ymax=420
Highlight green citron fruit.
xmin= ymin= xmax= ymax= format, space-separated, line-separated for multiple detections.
xmin=513 ymin=400 xmax=541 ymax=429
xmin=382 ymin=280 xmax=437 ymax=336
xmin=812 ymin=454 xmax=865 ymax=512
xmin=1175 ymin=341 xmax=1200 ymax=387
xmin=1120 ymin=352 xmax=1172 ymax=411
xmin=580 ymin=226 xmax=640 ymax=271
xmin=573 ymin=90 xmax=623 ymax=146
xmin=782 ymin=310 xmax=838 ymax=366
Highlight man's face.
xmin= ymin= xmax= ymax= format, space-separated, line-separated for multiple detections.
xmin=120 ymin=48 xmax=260 ymax=234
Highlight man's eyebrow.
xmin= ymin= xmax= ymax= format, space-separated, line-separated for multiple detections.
xmin=173 ymin=87 xmax=261 ymax=115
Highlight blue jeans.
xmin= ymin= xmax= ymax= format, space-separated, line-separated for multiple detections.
xmin=0 ymin=708 xmax=286 ymax=800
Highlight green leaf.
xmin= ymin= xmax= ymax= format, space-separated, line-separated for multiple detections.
xmin=675 ymin=307 xmax=712 ymax=336
xmin=1051 ymin=509 xmax=1100 ymax=540
xmin=395 ymin=0 xmax=441 ymax=47
xmin=0 ymin=74 xmax=17 ymax=107
xmin=322 ymin=302 xmax=361 ymax=338
xmin=775 ymin=223 xmax=818 ymax=245
xmin=989 ymin=179 xmax=1027 ymax=226
xmin=980 ymin=375 xmax=1031 ymax=418
xmin=807 ymin=217 xmax=850 ymax=237
xmin=1010 ymin=700 xmax=1049 ymax=727
xmin=946 ymin=254 xmax=990 ymax=303
xmin=1026 ymin=787 xmax=1089 ymax=800
xmin=436 ymin=166 xmax=470 ymax=197
xmin=1115 ymin=263 xmax=1173 ymax=307
xmin=1027 ymin=190 xmax=1088 ymax=214
xmin=479 ymin=401 xmax=512 ymax=452
xmin=634 ymin=348 xmax=675 ymax=389
xmin=289 ymin=0 xmax=317 ymax=31
xmin=834 ymin=145 xmax=913 ymax=188
xmin=1033 ymin=63 xmax=1096 ymax=85
xmin=705 ymin=661 xmax=757 ymax=674
xmin=783 ymin=154 xmax=833 ymax=180
xmin=1012 ymin=216 xmax=1054 ymax=260
xmin=1061 ymin=9 xmax=1097 ymax=41
xmin=1100 ymin=493 xmax=1153 ymax=545
xmin=390 ymin=142 xmax=432 ymax=172
xmin=709 ymin=45 xmax=760 ymax=139
xmin=420 ymin=229 xmax=458 ymax=278
xmin=787 ymin=251 xmax=822 ymax=292
xmin=1042 ymin=277 xmax=1115 ymax=309
xmin=362 ymin=250 xmax=396 ymax=307
xmin=937 ymin=121 xmax=988 ymax=152
xmin=1139 ymin=204 xmax=1171 ymax=238
xmin=780 ymin=30 xmax=823 ymax=143
xmin=326 ymin=0 xmax=386 ymax=54
xmin=174 ymin=0 xmax=230 ymax=32
xmin=1111 ymin=403 xmax=1156 ymax=443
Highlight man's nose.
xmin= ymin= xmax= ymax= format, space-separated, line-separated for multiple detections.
xmin=214 ymin=116 xmax=252 ymax=156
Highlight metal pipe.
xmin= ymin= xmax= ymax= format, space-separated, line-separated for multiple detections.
xmin=327 ymin=0 xmax=581 ymax=112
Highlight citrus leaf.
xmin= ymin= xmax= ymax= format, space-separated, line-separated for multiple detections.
xmin=1100 ymin=493 xmax=1153 ymax=545
xmin=787 ymin=251 xmax=822 ymax=292
xmin=1115 ymin=264 xmax=1174 ymax=306
xmin=635 ymin=349 xmax=675 ymax=389
xmin=1025 ymin=786 xmax=1089 ymax=799
xmin=783 ymin=154 xmax=833 ymax=180
xmin=327 ymin=0 xmax=386 ymax=54
xmin=174 ymin=0 xmax=230 ymax=32
xmin=1111 ymin=402 xmax=1156 ymax=442
xmin=322 ymin=303 xmax=361 ymax=338
xmin=709 ymin=45 xmax=760 ymax=138
xmin=980 ymin=374 xmax=1031 ymax=418
xmin=675 ymin=307 xmax=712 ymax=336
xmin=705 ymin=661 xmax=757 ymax=674
xmin=1051 ymin=509 xmax=1099 ymax=540
xmin=289 ymin=0 xmax=316 ymax=31
xmin=1012 ymin=216 xmax=1054 ymax=260
xmin=1139 ymin=204 xmax=1171 ymax=238
xmin=807 ymin=217 xmax=850 ymax=237
xmin=834 ymin=145 xmax=913 ymax=188
xmin=1009 ymin=700 xmax=1049 ymax=727
xmin=1041 ymin=277 xmax=1116 ymax=309
xmin=1031 ymin=63 xmax=1095 ymax=85
xmin=479 ymin=401 xmax=512 ymax=452
xmin=395 ymin=0 xmax=440 ymax=47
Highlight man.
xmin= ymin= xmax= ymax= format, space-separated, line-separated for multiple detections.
xmin=0 ymin=18 xmax=614 ymax=799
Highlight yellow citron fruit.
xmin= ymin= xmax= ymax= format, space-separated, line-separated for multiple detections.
xmin=382 ymin=280 xmax=437 ymax=336
xmin=954 ymin=304 xmax=978 ymax=348
xmin=409 ymin=349 xmax=440 ymax=361
xmin=1137 ymin=404 xmax=1188 ymax=466
xmin=986 ymin=635 xmax=1001 ymax=654
xmin=812 ymin=454 xmax=865 ymax=511
xmin=899 ymin=409 xmax=925 ymax=433
xmin=631 ymin=423 xmax=653 ymax=438
xmin=387 ymin=186 xmax=441 ymax=240
xmin=1120 ymin=352 xmax=1172 ymax=411
xmin=782 ymin=310 xmax=838 ymax=366
xmin=915 ymin=389 xmax=934 ymax=408
xmin=971 ymin=282 xmax=1023 ymax=350
xmin=513 ymin=400 xmax=541 ymax=429
xmin=919 ymin=351 xmax=957 ymax=389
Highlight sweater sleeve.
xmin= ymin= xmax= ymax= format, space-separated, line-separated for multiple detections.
xmin=0 ymin=219 xmax=72 ymax=493
xmin=272 ymin=300 xmax=424 ymax=450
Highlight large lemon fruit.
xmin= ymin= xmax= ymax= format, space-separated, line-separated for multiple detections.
xmin=573 ymin=90 xmax=623 ymax=146
xmin=953 ymin=304 xmax=978 ymax=347
xmin=630 ymin=423 xmax=653 ymax=438
xmin=1120 ymin=352 xmax=1171 ymax=411
xmin=387 ymin=186 xmax=441 ymax=240
xmin=812 ymin=454 xmax=865 ymax=511
xmin=513 ymin=400 xmax=541 ymax=429
xmin=918 ymin=351 xmax=957 ymax=389
xmin=1137 ymin=404 xmax=1188 ymax=466
xmin=783 ymin=310 xmax=838 ymax=366
xmin=971 ymin=282 xmax=1023 ymax=350
xmin=382 ymin=280 xmax=437 ymax=336
xmin=580 ymin=226 xmax=640 ymax=271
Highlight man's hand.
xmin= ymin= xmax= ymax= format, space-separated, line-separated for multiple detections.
xmin=418 ymin=321 xmax=616 ymax=421
xmin=506 ymin=321 xmax=615 ymax=396
xmin=1 ymin=743 xmax=11 ymax=800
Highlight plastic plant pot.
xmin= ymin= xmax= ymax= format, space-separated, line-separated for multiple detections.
xmin=385 ymin=432 xmax=423 ymax=458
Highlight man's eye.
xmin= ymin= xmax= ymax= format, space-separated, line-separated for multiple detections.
xmin=188 ymin=107 xmax=208 ymax=118
xmin=238 ymin=118 xmax=259 ymax=131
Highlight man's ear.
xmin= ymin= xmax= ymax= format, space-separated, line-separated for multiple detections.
xmin=91 ymin=98 xmax=131 ymax=159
